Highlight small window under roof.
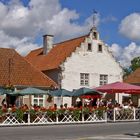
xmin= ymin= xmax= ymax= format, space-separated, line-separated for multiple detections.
xmin=87 ymin=43 xmax=92 ymax=51
xmin=98 ymin=44 xmax=102 ymax=52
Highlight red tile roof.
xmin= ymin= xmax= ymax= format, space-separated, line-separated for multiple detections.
xmin=26 ymin=35 xmax=87 ymax=71
xmin=0 ymin=48 xmax=57 ymax=87
xmin=124 ymin=68 xmax=140 ymax=84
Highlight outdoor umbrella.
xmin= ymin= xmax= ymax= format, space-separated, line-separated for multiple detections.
xmin=7 ymin=91 xmax=19 ymax=96
xmin=10 ymin=87 xmax=48 ymax=108
xmin=73 ymin=87 xmax=102 ymax=108
xmin=0 ymin=88 xmax=8 ymax=95
xmin=49 ymin=89 xmax=73 ymax=97
xmin=73 ymin=87 xmax=102 ymax=96
xmin=11 ymin=87 xmax=48 ymax=96
xmin=0 ymin=86 xmax=15 ymax=95
xmin=95 ymin=81 xmax=140 ymax=94
xmin=49 ymin=89 xmax=73 ymax=107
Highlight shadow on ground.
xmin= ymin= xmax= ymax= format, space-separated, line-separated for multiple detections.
xmin=125 ymin=132 xmax=140 ymax=138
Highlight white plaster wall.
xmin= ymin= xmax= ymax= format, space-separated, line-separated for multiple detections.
xmin=62 ymin=38 xmax=122 ymax=90
xmin=61 ymin=33 xmax=123 ymax=106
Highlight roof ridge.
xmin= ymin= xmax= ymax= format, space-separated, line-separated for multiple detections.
xmin=29 ymin=47 xmax=42 ymax=53
xmin=55 ymin=34 xmax=88 ymax=45
xmin=0 ymin=47 xmax=15 ymax=50
xmin=26 ymin=34 xmax=87 ymax=71
xmin=27 ymin=34 xmax=88 ymax=54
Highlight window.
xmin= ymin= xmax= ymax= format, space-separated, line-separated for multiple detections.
xmin=33 ymin=95 xmax=45 ymax=107
xmin=87 ymin=43 xmax=92 ymax=51
xmin=80 ymin=73 xmax=89 ymax=86
xmin=98 ymin=44 xmax=102 ymax=52
xmin=100 ymin=75 xmax=108 ymax=85
xmin=93 ymin=32 xmax=97 ymax=39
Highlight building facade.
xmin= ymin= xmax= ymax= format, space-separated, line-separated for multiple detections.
xmin=124 ymin=68 xmax=140 ymax=106
xmin=0 ymin=48 xmax=57 ymax=108
xmin=26 ymin=27 xmax=123 ymax=107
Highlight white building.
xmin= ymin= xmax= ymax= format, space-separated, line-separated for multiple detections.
xmin=26 ymin=27 xmax=123 ymax=107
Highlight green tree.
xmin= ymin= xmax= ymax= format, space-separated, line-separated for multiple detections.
xmin=130 ymin=56 xmax=140 ymax=71
xmin=123 ymin=68 xmax=131 ymax=79
xmin=123 ymin=56 xmax=140 ymax=79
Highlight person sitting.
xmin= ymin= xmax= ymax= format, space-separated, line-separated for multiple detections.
xmin=128 ymin=99 xmax=133 ymax=106
xmin=77 ymin=101 xmax=82 ymax=108
xmin=60 ymin=104 xmax=63 ymax=109
xmin=54 ymin=104 xmax=57 ymax=110
xmin=2 ymin=104 xmax=7 ymax=110
xmin=1 ymin=98 xmax=7 ymax=108
xmin=123 ymin=102 xmax=129 ymax=109
xmin=64 ymin=103 xmax=68 ymax=109
xmin=107 ymin=99 xmax=113 ymax=108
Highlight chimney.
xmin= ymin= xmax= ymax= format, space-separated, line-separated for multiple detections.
xmin=43 ymin=34 xmax=54 ymax=55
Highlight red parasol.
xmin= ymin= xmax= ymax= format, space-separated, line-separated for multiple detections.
xmin=95 ymin=81 xmax=140 ymax=94
xmin=81 ymin=95 xmax=101 ymax=99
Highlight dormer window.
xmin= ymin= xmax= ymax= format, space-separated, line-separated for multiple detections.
xmin=87 ymin=43 xmax=92 ymax=51
xmin=98 ymin=44 xmax=102 ymax=52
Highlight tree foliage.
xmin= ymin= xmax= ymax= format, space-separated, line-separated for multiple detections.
xmin=130 ymin=56 xmax=140 ymax=72
xmin=123 ymin=56 xmax=140 ymax=79
xmin=123 ymin=68 xmax=131 ymax=79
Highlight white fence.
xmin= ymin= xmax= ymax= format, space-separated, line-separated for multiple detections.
xmin=0 ymin=108 xmax=139 ymax=126
xmin=107 ymin=108 xmax=140 ymax=122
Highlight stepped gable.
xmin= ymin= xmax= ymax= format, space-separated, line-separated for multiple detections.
xmin=26 ymin=35 xmax=87 ymax=71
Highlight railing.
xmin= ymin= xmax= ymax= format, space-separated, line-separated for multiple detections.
xmin=0 ymin=108 xmax=139 ymax=126
xmin=107 ymin=107 xmax=140 ymax=122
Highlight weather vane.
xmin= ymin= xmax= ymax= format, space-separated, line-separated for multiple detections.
xmin=93 ymin=9 xmax=98 ymax=28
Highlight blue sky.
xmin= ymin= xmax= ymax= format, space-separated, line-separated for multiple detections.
xmin=60 ymin=0 xmax=140 ymax=46
xmin=0 ymin=0 xmax=140 ymax=67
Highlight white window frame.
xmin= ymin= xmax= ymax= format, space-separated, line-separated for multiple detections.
xmin=99 ymin=74 xmax=108 ymax=85
xmin=32 ymin=95 xmax=45 ymax=107
xmin=80 ymin=73 xmax=89 ymax=86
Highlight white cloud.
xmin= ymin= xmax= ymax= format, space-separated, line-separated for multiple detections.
xmin=119 ymin=13 xmax=140 ymax=40
xmin=0 ymin=0 xmax=98 ymax=55
xmin=44 ymin=8 xmax=99 ymax=41
xmin=0 ymin=30 xmax=40 ymax=56
xmin=110 ymin=42 xmax=140 ymax=67
xmin=0 ymin=0 xmax=139 ymax=69
xmin=16 ymin=41 xmax=40 ymax=56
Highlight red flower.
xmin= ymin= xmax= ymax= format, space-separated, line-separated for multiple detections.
xmin=40 ymin=107 xmax=47 ymax=112
xmin=11 ymin=107 xmax=17 ymax=113
xmin=2 ymin=108 xmax=7 ymax=113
